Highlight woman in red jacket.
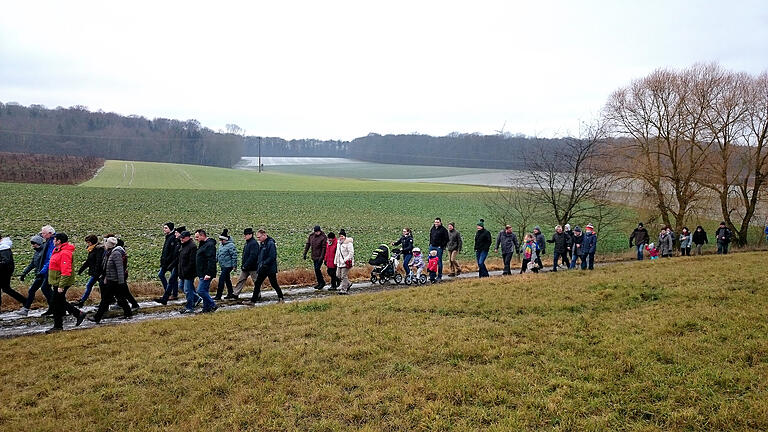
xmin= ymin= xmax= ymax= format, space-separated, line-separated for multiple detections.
xmin=46 ymin=233 xmax=86 ymax=334
xmin=324 ymin=232 xmax=340 ymax=291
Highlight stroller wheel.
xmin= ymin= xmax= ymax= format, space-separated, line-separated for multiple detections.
xmin=379 ymin=277 xmax=387 ymax=285
xmin=394 ymin=274 xmax=403 ymax=285
xmin=370 ymin=275 xmax=377 ymax=284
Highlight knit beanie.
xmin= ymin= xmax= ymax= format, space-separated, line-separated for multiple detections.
xmin=165 ymin=222 xmax=174 ymax=231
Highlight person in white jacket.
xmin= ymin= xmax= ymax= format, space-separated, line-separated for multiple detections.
xmin=333 ymin=229 xmax=354 ymax=295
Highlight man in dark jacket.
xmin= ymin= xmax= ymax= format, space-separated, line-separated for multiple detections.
xmin=628 ymin=222 xmax=649 ymax=260
xmin=429 ymin=217 xmax=449 ymax=281
xmin=474 ymin=219 xmax=492 ymax=278
xmin=303 ymin=225 xmax=327 ymax=290
xmin=547 ymin=225 xmax=571 ymax=271
xmin=194 ymin=229 xmax=218 ymax=313
xmin=251 ymin=229 xmax=284 ymax=303
xmin=569 ymin=227 xmax=584 ymax=269
xmin=715 ymin=222 xmax=731 ymax=254
xmin=154 ymin=225 xmax=185 ymax=305
xmin=494 ymin=225 xmax=519 ymax=275
xmin=233 ymin=228 xmax=259 ymax=298
xmin=177 ymin=231 xmax=198 ymax=313
xmin=692 ymin=225 xmax=708 ymax=255
xmin=157 ymin=222 xmax=179 ymax=302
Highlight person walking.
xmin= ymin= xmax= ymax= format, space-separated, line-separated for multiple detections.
xmin=103 ymin=234 xmax=140 ymax=310
xmin=177 ymin=231 xmax=198 ymax=314
xmin=494 ymin=225 xmax=519 ymax=275
xmin=428 ymin=218 xmax=449 ymax=281
xmin=658 ymin=228 xmax=674 ymax=258
xmin=215 ymin=229 xmax=238 ymax=300
xmin=581 ymin=224 xmax=597 ymax=270
xmin=74 ymin=234 xmax=104 ymax=307
xmin=446 ymin=222 xmax=463 ymax=276
xmin=303 ymin=225 xmax=327 ymax=290
xmin=679 ymin=227 xmax=692 ymax=256
xmin=533 ymin=226 xmax=546 ymax=270
xmin=474 ymin=219 xmax=492 ymax=278
xmin=547 ymin=225 xmax=571 ymax=271
xmin=45 ymin=233 xmax=86 ymax=333
xmin=629 ymin=222 xmax=649 ymax=260
xmin=715 ymin=222 xmax=732 ymax=254
xmin=157 ymin=222 xmax=179 ymax=303
xmin=194 ymin=229 xmax=218 ymax=313
xmin=569 ymin=227 xmax=584 ymax=269
xmin=0 ymin=234 xmax=28 ymax=310
xmin=520 ymin=233 xmax=540 ymax=274
xmin=250 ymin=229 xmax=284 ymax=302
xmin=89 ymin=236 xmax=132 ymax=323
xmin=324 ymin=232 xmax=340 ymax=290
xmin=153 ymin=226 xmax=185 ymax=305
xmin=392 ymin=228 xmax=414 ymax=279
xmin=692 ymin=225 xmax=708 ymax=255
xmin=32 ymin=225 xmax=56 ymax=316
xmin=334 ymin=229 xmax=354 ymax=295
xmin=232 ymin=228 xmax=260 ymax=299
xmin=16 ymin=234 xmax=46 ymax=316
xmin=563 ymin=224 xmax=574 ymax=263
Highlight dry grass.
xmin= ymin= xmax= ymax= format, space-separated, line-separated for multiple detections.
xmin=1 ymin=252 xmax=767 ymax=431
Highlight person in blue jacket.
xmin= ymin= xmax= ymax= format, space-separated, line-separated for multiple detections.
xmin=581 ymin=224 xmax=597 ymax=270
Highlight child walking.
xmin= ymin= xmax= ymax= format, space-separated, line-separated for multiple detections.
xmin=520 ymin=234 xmax=539 ymax=274
xmin=427 ymin=249 xmax=439 ymax=283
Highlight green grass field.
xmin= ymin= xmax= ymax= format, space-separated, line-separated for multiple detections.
xmin=82 ymin=160 xmax=488 ymax=192
xmin=253 ymin=160 xmax=503 ymax=180
xmin=1 ymin=253 xmax=765 ymax=430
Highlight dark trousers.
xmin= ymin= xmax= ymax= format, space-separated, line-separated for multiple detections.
xmin=681 ymin=247 xmax=691 ymax=256
xmin=717 ymin=242 xmax=729 ymax=254
xmin=552 ymin=251 xmax=570 ymax=271
xmin=251 ymin=271 xmax=283 ymax=300
xmin=94 ymin=281 xmax=131 ymax=321
xmin=312 ymin=258 xmax=325 ymax=287
xmin=216 ymin=267 xmax=234 ymax=298
xmin=580 ymin=253 xmax=595 ymax=270
xmin=1 ymin=273 xmax=27 ymax=308
xmin=502 ymin=252 xmax=514 ymax=275
xmin=521 ymin=258 xmax=539 ymax=273
xmin=122 ymin=283 xmax=139 ymax=308
xmin=24 ymin=273 xmax=53 ymax=309
xmin=327 ymin=267 xmax=340 ymax=288
xmin=52 ymin=286 xmax=83 ymax=329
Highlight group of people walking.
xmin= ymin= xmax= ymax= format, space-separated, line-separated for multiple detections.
xmin=629 ymin=221 xmax=734 ymax=259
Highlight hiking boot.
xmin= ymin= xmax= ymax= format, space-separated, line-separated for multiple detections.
xmin=41 ymin=309 xmax=54 ymax=317
xmin=45 ymin=327 xmax=63 ymax=334
xmin=131 ymin=304 xmax=140 ymax=311
xmin=168 ymin=296 xmax=178 ymax=300
xmin=448 ymin=273 xmax=456 ymax=277
xmin=224 ymin=294 xmax=239 ymax=300
xmin=153 ymin=298 xmax=167 ymax=305
xmin=338 ymin=291 xmax=349 ymax=295
xmin=16 ymin=307 xmax=29 ymax=317
xmin=327 ymin=287 xmax=337 ymax=291
xmin=277 ymin=297 xmax=285 ymax=304
xmin=213 ymin=296 xmax=222 ymax=301
xmin=87 ymin=316 xmax=100 ymax=324
xmin=179 ymin=308 xmax=194 ymax=314
xmin=200 ymin=306 xmax=218 ymax=313
xmin=75 ymin=312 xmax=87 ymax=326
xmin=456 ymin=269 xmax=462 ymax=275
xmin=74 ymin=300 xmax=85 ymax=308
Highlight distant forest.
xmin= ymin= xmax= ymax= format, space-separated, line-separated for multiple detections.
xmin=0 ymin=102 xmax=242 ymax=168
xmin=1 ymin=101 xmax=562 ymax=170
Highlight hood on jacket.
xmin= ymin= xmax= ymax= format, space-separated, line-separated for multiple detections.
xmin=0 ymin=237 xmax=12 ymax=250
xmin=31 ymin=235 xmax=44 ymax=245
xmin=56 ymin=242 xmax=76 ymax=253
xmin=340 ymin=237 xmax=354 ymax=244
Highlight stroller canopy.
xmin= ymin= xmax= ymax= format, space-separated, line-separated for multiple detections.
xmin=369 ymin=244 xmax=390 ymax=266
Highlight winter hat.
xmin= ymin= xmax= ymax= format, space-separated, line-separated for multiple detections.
xmin=586 ymin=224 xmax=594 ymax=231
xmin=638 ymin=222 xmax=644 ymax=227
xmin=30 ymin=234 xmax=44 ymax=245
xmin=180 ymin=231 xmax=192 ymax=239
xmin=719 ymin=221 xmax=726 ymax=226
xmin=477 ymin=219 xmax=484 ymax=228
xmin=105 ymin=236 xmax=118 ymax=248
xmin=165 ymin=222 xmax=175 ymax=231
xmin=243 ymin=227 xmax=254 ymax=235
xmin=564 ymin=224 xmax=571 ymax=231
xmin=648 ymin=242 xmax=654 ymax=249
xmin=54 ymin=232 xmax=68 ymax=243
xmin=338 ymin=229 xmax=347 ymax=237
xmin=574 ymin=226 xmax=582 ymax=233
xmin=313 ymin=225 xmax=321 ymax=232
xmin=413 ymin=247 xmax=421 ymax=254
xmin=534 ymin=225 xmax=541 ymax=232
xmin=175 ymin=225 xmax=186 ymax=234
xmin=429 ymin=249 xmax=438 ymax=256
xmin=219 ymin=228 xmax=229 ymax=240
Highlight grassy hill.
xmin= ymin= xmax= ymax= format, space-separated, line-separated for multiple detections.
xmin=0 ymin=253 xmax=765 ymax=430
xmin=82 ymin=160 xmax=488 ymax=192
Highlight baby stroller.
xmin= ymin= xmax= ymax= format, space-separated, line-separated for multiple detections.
xmin=369 ymin=244 xmax=403 ymax=285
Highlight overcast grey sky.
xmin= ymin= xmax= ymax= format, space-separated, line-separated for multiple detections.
xmin=1 ymin=1 xmax=767 ymax=140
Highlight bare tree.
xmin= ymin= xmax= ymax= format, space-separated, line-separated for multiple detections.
xmin=525 ymin=121 xmax=610 ymax=227
xmin=484 ymin=184 xmax=545 ymax=238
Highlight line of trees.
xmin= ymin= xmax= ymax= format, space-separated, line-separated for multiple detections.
xmin=0 ymin=103 xmax=243 ymax=168
xmin=0 ymin=152 xmax=104 ymax=184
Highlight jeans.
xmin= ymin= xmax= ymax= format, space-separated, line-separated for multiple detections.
xmin=476 ymin=250 xmax=489 ymax=278
xmin=78 ymin=276 xmax=98 ymax=303
xmin=24 ymin=273 xmax=52 ymax=309
xmin=429 ymin=246 xmax=444 ymax=278
xmin=570 ymin=254 xmax=583 ymax=270
xmin=580 ymin=253 xmax=595 ymax=270
xmin=552 ymin=251 xmax=570 ymax=271
xmin=636 ymin=244 xmax=645 ymax=260
xmin=312 ymin=258 xmax=326 ymax=287
xmin=158 ymin=267 xmax=178 ymax=300
xmin=402 ymin=253 xmax=413 ymax=276
xmin=182 ymin=279 xmax=198 ymax=311
xmin=196 ymin=278 xmax=216 ymax=310
xmin=501 ymin=252 xmax=513 ymax=274
xmin=252 ymin=271 xmax=283 ymax=300
xmin=717 ymin=242 xmax=729 ymax=254
xmin=216 ymin=267 xmax=233 ymax=298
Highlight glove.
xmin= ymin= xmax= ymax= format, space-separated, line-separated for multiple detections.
xmin=19 ymin=274 xmax=26 ymax=282
xmin=302 ymin=254 xmax=307 ymax=260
